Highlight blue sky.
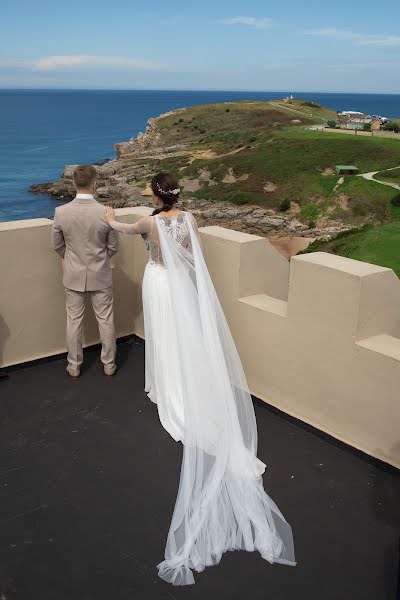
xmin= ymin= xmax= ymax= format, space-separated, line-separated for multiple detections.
xmin=1 ymin=0 xmax=399 ymax=92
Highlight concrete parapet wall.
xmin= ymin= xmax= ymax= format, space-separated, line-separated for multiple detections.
xmin=1 ymin=209 xmax=399 ymax=467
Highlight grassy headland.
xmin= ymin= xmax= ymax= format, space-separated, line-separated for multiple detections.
xmin=36 ymin=97 xmax=400 ymax=274
xmin=136 ymin=99 xmax=400 ymax=226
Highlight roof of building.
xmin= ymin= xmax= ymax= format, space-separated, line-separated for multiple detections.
xmin=1 ymin=337 xmax=399 ymax=599
xmin=335 ymin=165 xmax=358 ymax=170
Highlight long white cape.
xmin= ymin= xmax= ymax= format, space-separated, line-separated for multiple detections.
xmin=155 ymin=214 xmax=295 ymax=585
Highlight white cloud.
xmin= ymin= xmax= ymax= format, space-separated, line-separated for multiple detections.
xmin=221 ymin=16 xmax=272 ymax=29
xmin=0 ymin=55 xmax=162 ymax=71
xmin=306 ymin=28 xmax=400 ymax=47
xmin=358 ymin=35 xmax=400 ymax=47
xmin=306 ymin=28 xmax=362 ymax=40
xmin=32 ymin=55 xmax=161 ymax=71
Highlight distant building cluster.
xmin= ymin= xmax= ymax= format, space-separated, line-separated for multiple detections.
xmin=337 ymin=111 xmax=388 ymax=130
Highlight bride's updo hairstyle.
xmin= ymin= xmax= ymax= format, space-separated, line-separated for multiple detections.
xmin=151 ymin=172 xmax=181 ymax=216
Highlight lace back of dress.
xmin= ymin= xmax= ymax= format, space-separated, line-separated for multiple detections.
xmin=148 ymin=213 xmax=191 ymax=265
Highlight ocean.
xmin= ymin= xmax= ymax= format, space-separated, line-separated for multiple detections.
xmin=0 ymin=89 xmax=399 ymax=222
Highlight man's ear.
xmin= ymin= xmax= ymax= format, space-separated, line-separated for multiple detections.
xmin=72 ymin=180 xmax=77 ymax=190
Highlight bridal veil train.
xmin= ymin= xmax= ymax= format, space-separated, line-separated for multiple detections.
xmin=107 ymin=185 xmax=295 ymax=586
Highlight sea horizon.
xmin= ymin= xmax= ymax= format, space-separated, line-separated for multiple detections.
xmin=1 ymin=87 xmax=400 ymax=96
xmin=1 ymin=88 xmax=399 ymax=223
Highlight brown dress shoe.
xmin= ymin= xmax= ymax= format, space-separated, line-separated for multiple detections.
xmin=66 ymin=366 xmax=80 ymax=378
xmin=104 ymin=366 xmax=117 ymax=377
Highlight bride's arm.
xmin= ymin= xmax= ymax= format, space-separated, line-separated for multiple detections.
xmin=105 ymin=207 xmax=152 ymax=235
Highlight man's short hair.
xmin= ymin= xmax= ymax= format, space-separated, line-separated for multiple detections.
xmin=73 ymin=165 xmax=97 ymax=188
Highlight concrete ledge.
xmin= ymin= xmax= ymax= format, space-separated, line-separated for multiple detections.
xmin=239 ymin=294 xmax=288 ymax=317
xmin=357 ymin=334 xmax=400 ymax=362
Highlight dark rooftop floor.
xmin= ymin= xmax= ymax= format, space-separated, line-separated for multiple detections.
xmin=0 ymin=337 xmax=399 ymax=600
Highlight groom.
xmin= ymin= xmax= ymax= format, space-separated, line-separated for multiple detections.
xmin=52 ymin=165 xmax=119 ymax=378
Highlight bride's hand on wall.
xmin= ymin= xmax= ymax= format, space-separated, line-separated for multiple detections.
xmin=105 ymin=206 xmax=116 ymax=223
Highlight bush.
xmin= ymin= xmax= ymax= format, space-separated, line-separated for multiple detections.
xmin=229 ymin=192 xmax=249 ymax=205
xmin=326 ymin=120 xmax=337 ymax=129
xmin=363 ymin=123 xmax=371 ymax=131
xmin=383 ymin=121 xmax=400 ymax=133
xmin=278 ymin=198 xmax=291 ymax=212
xmin=179 ymin=118 xmax=184 ymax=123
xmin=302 ymin=101 xmax=322 ymax=108
xmin=300 ymin=202 xmax=320 ymax=222
xmin=308 ymin=221 xmax=316 ymax=229
xmin=225 ymin=108 xmax=230 ymax=112
xmin=391 ymin=194 xmax=400 ymax=207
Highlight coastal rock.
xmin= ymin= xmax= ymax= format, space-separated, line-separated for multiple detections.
xmin=263 ymin=181 xmax=278 ymax=193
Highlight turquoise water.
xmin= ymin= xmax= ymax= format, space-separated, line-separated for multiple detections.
xmin=1 ymin=89 xmax=399 ymax=222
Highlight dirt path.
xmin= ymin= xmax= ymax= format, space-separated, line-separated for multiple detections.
xmin=187 ymin=146 xmax=245 ymax=163
xmin=359 ymin=165 xmax=400 ymax=191
xmin=270 ymin=102 xmax=324 ymax=121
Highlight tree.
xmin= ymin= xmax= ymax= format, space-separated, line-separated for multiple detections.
xmin=383 ymin=121 xmax=400 ymax=133
xmin=326 ymin=120 xmax=337 ymax=129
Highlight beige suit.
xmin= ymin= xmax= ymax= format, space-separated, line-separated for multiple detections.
xmin=52 ymin=195 xmax=119 ymax=372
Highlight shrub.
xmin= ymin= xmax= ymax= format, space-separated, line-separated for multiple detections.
xmin=278 ymin=198 xmax=291 ymax=212
xmin=391 ymin=194 xmax=400 ymax=207
xmin=225 ymin=108 xmax=230 ymax=112
xmin=300 ymin=202 xmax=320 ymax=222
xmin=383 ymin=121 xmax=400 ymax=133
xmin=229 ymin=192 xmax=249 ymax=205
xmin=308 ymin=221 xmax=316 ymax=229
xmin=363 ymin=123 xmax=371 ymax=131
xmin=327 ymin=120 xmax=337 ymax=129
xmin=302 ymin=101 xmax=322 ymax=108
xmin=179 ymin=118 xmax=184 ymax=123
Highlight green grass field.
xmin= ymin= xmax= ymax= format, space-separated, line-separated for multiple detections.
xmin=147 ymin=102 xmax=400 ymax=221
xmin=299 ymin=218 xmax=400 ymax=277
xmin=178 ymin=129 xmax=400 ymax=221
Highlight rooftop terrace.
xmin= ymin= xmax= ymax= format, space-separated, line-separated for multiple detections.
xmin=1 ymin=209 xmax=400 ymax=598
xmin=1 ymin=338 xmax=399 ymax=600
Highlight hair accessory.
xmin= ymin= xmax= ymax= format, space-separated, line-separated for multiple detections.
xmin=156 ymin=182 xmax=180 ymax=196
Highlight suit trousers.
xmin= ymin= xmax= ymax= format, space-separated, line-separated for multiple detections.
xmin=65 ymin=287 xmax=116 ymax=370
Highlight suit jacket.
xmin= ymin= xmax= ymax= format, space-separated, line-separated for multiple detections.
xmin=52 ymin=195 xmax=119 ymax=292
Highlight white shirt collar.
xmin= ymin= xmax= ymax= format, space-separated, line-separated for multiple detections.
xmin=75 ymin=193 xmax=95 ymax=199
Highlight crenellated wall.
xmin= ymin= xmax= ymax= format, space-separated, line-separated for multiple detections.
xmin=1 ymin=208 xmax=399 ymax=468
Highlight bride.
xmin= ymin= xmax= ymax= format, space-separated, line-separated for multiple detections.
xmin=105 ymin=172 xmax=295 ymax=585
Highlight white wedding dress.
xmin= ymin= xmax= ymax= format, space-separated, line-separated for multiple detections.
xmin=110 ymin=211 xmax=296 ymax=585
